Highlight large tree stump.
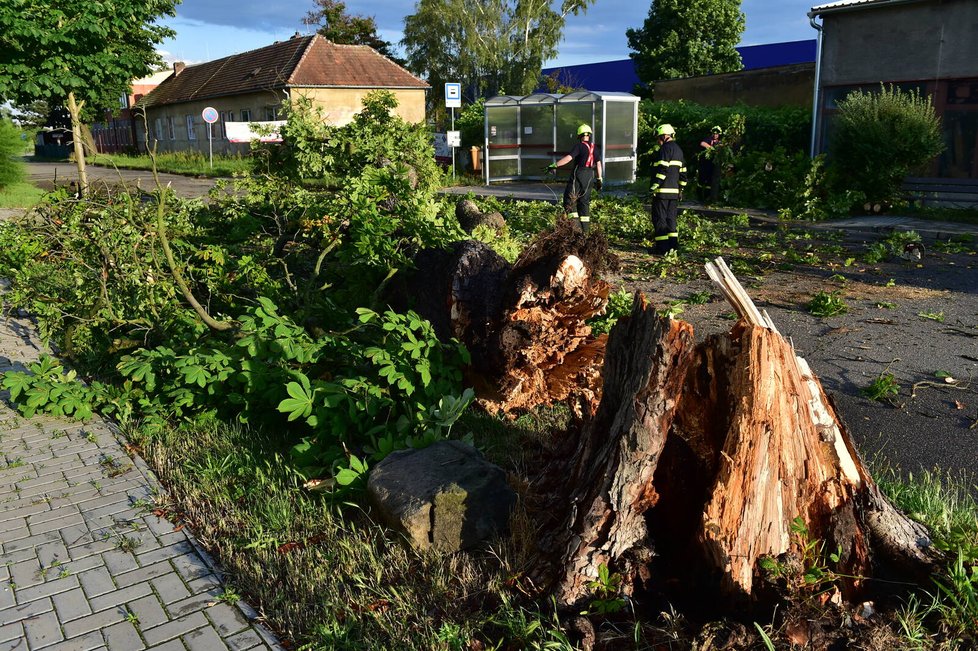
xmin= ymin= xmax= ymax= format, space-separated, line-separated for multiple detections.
xmin=544 ymin=258 xmax=942 ymax=608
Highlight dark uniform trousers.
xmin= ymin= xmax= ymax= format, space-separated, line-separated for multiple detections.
xmin=651 ymin=197 xmax=679 ymax=254
xmin=564 ymin=167 xmax=596 ymax=225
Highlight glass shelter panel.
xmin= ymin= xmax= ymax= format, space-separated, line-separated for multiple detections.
xmin=603 ymin=101 xmax=637 ymax=182
xmin=520 ymin=104 xmax=555 ymax=175
xmin=555 ymin=103 xmax=594 ymax=155
xmin=486 ymin=105 xmax=520 ymax=180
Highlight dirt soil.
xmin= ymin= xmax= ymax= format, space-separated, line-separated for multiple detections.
xmin=608 ymin=227 xmax=978 ymax=484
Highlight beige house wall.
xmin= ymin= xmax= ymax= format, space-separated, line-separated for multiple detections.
xmin=140 ymin=87 xmax=427 ymax=155
xmin=139 ymin=90 xmax=286 ymax=156
xmin=293 ymin=87 xmax=427 ymax=125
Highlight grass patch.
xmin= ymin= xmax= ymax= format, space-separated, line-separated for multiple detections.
xmin=0 ymin=181 xmax=45 ymax=209
xmin=89 ymin=151 xmax=252 ymax=177
xmin=130 ymin=416 xmax=573 ymax=650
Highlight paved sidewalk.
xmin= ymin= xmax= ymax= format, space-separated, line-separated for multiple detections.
xmin=0 ymin=314 xmax=281 ymax=650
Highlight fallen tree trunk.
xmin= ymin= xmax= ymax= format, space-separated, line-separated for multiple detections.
xmin=544 ymin=257 xmax=943 ymax=608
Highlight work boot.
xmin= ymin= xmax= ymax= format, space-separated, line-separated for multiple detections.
xmin=668 ymin=236 xmax=679 ymax=253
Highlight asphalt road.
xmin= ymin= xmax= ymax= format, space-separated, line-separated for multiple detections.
xmin=24 ymin=160 xmax=217 ymax=198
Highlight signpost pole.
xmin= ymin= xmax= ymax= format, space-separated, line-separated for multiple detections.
xmin=201 ymin=107 xmax=219 ymax=171
xmin=445 ymin=83 xmax=461 ymax=180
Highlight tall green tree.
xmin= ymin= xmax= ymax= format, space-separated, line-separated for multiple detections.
xmin=401 ymin=0 xmax=596 ymax=103
xmin=627 ymin=0 xmax=744 ymax=85
xmin=0 ymin=0 xmax=178 ymax=194
xmin=302 ymin=0 xmax=400 ymax=62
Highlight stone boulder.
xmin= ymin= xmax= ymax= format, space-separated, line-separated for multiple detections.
xmin=455 ymin=199 xmax=506 ymax=234
xmin=367 ymin=440 xmax=516 ymax=552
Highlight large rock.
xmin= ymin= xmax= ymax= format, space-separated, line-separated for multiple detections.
xmin=367 ymin=440 xmax=516 ymax=552
xmin=455 ymin=199 xmax=506 ymax=234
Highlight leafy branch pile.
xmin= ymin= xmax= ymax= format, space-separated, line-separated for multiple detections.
xmin=0 ymin=91 xmax=470 ymax=484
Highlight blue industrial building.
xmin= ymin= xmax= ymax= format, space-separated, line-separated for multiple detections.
xmin=540 ymin=39 xmax=817 ymax=93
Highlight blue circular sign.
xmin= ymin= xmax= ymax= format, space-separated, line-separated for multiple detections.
xmin=201 ymin=107 xmax=219 ymax=123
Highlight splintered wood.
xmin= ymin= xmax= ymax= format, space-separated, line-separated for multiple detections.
xmin=548 ymin=257 xmax=940 ymax=607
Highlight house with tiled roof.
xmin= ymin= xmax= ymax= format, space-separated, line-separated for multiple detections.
xmin=136 ymin=34 xmax=429 ymax=155
xmin=809 ymin=0 xmax=978 ymax=179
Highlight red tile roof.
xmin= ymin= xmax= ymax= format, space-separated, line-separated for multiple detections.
xmin=141 ymin=35 xmax=427 ymax=107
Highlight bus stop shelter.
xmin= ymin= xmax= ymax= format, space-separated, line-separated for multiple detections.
xmin=483 ymin=91 xmax=639 ymax=185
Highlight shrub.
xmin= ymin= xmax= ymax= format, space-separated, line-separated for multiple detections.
xmin=0 ymin=118 xmax=26 ymax=189
xmin=828 ymin=85 xmax=944 ymax=205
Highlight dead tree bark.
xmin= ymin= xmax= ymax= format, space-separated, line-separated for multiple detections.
xmin=552 ymin=296 xmax=695 ymax=605
xmin=545 ymin=257 xmax=942 ymax=608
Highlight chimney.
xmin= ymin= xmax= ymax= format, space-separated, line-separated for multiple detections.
xmin=173 ymin=61 xmax=186 ymax=75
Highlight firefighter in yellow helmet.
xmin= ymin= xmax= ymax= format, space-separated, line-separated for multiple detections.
xmin=649 ymin=123 xmax=687 ymax=254
xmin=547 ymin=123 xmax=603 ymax=232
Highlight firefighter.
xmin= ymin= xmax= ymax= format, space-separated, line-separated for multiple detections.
xmin=698 ymin=125 xmax=722 ymax=202
xmin=547 ymin=123 xmax=603 ymax=232
xmin=649 ymin=123 xmax=687 ymax=254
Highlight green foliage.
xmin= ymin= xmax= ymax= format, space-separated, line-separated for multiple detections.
xmin=807 ymin=290 xmax=848 ymax=317
xmin=627 ymin=0 xmax=744 ymax=85
xmin=588 ymin=287 xmax=633 ymax=335
xmin=471 ymin=223 xmax=523 ymax=263
xmin=828 ymin=85 xmax=945 ymax=204
xmin=456 ymin=98 xmax=486 ymax=150
xmin=584 ymin=563 xmax=626 ymax=615
xmin=781 ymin=154 xmax=865 ymax=221
xmin=302 ymin=0 xmax=398 ymax=60
xmin=0 ymin=118 xmax=25 ymax=189
xmin=862 ymin=372 xmax=900 ymax=403
xmin=758 ymin=517 xmax=842 ymax=594
xmin=637 ymin=100 xmax=810 ymax=183
xmin=722 ymin=147 xmax=811 ymax=210
xmin=402 ymin=0 xmax=596 ymax=100
xmin=1 ymin=355 xmax=99 ymax=420
xmin=0 ymin=0 xmax=177 ymax=117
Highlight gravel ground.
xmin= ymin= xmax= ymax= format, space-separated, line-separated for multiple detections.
xmin=612 ymin=228 xmax=978 ymax=484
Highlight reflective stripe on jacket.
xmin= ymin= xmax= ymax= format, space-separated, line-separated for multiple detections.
xmin=650 ymin=141 xmax=687 ymax=196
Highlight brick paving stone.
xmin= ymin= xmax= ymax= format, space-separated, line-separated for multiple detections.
xmin=142 ymin=611 xmax=208 ymax=646
xmin=24 ymin=608 xmax=65 ymax=648
xmin=225 ymin=628 xmax=264 ymax=651
xmin=144 ymin=640 xmax=184 ymax=651
xmin=61 ymin=606 xmax=127 ymax=639
xmin=204 ymin=603 xmax=250 ymax=637
xmin=149 ymin=575 xmax=190 ymax=606
xmin=103 ymin=620 xmax=145 ymax=651
xmin=13 ymin=574 xmax=79 ymax=605
xmin=113 ymin=561 xmax=174 ymax=590
xmin=52 ymin=588 xmax=93 ymax=623
xmin=77 ymin=567 xmax=115 ymax=599
xmin=37 ymin=630 xmax=105 ymax=651
xmin=87 ymin=583 xmax=152 ymax=614
xmin=184 ymin=624 xmax=228 ymax=651
xmin=128 ymin=594 xmax=169 ymax=630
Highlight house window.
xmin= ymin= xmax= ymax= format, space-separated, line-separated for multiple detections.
xmin=264 ymin=106 xmax=278 ymax=121
xmin=118 ymin=94 xmax=128 ymax=110
xmin=186 ymin=115 xmax=196 ymax=140
xmin=240 ymin=109 xmax=252 ymax=123
xmin=219 ymin=111 xmax=234 ymax=139
xmin=166 ymin=116 xmax=176 ymax=140
xmin=154 ymin=118 xmax=163 ymax=141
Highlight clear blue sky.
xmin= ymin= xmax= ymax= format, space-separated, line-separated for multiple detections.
xmin=158 ymin=0 xmax=819 ymax=69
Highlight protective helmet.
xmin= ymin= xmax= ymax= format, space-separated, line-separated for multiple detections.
xmin=711 ymin=125 xmax=723 ymax=134
xmin=655 ymin=123 xmax=676 ymax=137
xmin=577 ymin=124 xmax=593 ymax=137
